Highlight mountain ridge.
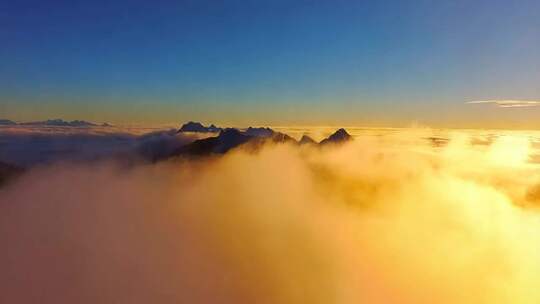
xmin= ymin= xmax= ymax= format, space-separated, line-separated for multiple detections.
xmin=1 ymin=119 xmax=112 ymax=127
xmin=177 ymin=121 xmax=223 ymax=133
xmin=170 ymin=123 xmax=352 ymax=158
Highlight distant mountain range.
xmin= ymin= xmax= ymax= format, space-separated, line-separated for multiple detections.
xmin=172 ymin=122 xmax=352 ymax=157
xmin=0 ymin=119 xmax=111 ymax=127
xmin=0 ymin=120 xmax=353 ymax=186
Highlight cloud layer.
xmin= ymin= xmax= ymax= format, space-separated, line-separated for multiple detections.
xmin=2 ymin=130 xmax=540 ymax=303
xmin=0 ymin=126 xmax=200 ymax=166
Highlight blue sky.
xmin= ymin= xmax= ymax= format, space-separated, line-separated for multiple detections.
xmin=1 ymin=0 xmax=539 ymax=127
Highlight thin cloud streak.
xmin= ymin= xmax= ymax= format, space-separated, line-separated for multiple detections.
xmin=467 ymin=100 xmax=540 ymax=108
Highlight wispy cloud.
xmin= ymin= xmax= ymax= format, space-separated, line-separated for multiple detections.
xmin=466 ymin=100 xmax=540 ymax=108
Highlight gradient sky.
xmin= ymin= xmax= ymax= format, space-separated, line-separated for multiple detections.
xmin=1 ymin=0 xmax=539 ymax=128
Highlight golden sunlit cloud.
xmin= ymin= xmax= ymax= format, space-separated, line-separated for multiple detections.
xmin=3 ymin=129 xmax=540 ymax=303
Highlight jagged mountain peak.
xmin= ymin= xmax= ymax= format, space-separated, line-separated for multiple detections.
xmin=299 ymin=135 xmax=316 ymax=145
xmin=319 ymin=128 xmax=352 ymax=145
xmin=244 ymin=127 xmax=275 ymax=138
xmin=178 ymin=121 xmax=222 ymax=133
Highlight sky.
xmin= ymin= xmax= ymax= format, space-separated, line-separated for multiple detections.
xmin=1 ymin=0 xmax=539 ymax=128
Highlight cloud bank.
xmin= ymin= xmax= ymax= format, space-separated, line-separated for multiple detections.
xmin=0 ymin=126 xmax=200 ymax=166
xmin=467 ymin=100 xmax=540 ymax=108
xmin=2 ymin=131 xmax=540 ymax=303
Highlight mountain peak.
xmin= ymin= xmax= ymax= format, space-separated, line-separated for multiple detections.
xmin=333 ymin=128 xmax=351 ymax=138
xmin=319 ymin=128 xmax=352 ymax=145
xmin=244 ymin=127 xmax=275 ymax=138
xmin=219 ymin=128 xmax=243 ymax=138
xmin=299 ymin=135 xmax=316 ymax=145
xmin=178 ymin=121 xmax=222 ymax=133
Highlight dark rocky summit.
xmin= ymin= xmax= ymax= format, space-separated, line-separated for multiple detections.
xmin=171 ymin=126 xmax=295 ymax=157
xmin=175 ymin=128 xmax=252 ymax=155
xmin=170 ymin=124 xmax=352 ymax=158
xmin=177 ymin=121 xmax=222 ymax=133
xmin=299 ymin=135 xmax=317 ymax=145
xmin=319 ymin=128 xmax=352 ymax=145
xmin=244 ymin=127 xmax=275 ymax=138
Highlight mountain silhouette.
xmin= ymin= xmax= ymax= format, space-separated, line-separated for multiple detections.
xmin=170 ymin=125 xmax=351 ymax=158
xmin=244 ymin=127 xmax=275 ymax=137
xmin=299 ymin=135 xmax=316 ymax=145
xmin=172 ymin=125 xmax=295 ymax=156
xmin=20 ymin=119 xmax=97 ymax=127
xmin=174 ymin=128 xmax=251 ymax=155
xmin=177 ymin=121 xmax=222 ymax=133
xmin=319 ymin=128 xmax=352 ymax=145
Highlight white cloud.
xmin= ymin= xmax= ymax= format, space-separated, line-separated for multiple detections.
xmin=466 ymin=100 xmax=540 ymax=108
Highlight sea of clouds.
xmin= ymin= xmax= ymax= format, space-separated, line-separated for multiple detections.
xmin=0 ymin=125 xmax=204 ymax=166
xmin=2 ymin=126 xmax=540 ymax=303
